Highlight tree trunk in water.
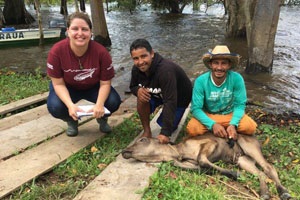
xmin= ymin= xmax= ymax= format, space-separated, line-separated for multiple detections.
xmin=246 ymin=0 xmax=280 ymax=73
xmin=226 ymin=0 xmax=280 ymax=74
xmin=0 ymin=8 xmax=5 ymax=27
xmin=80 ymin=0 xmax=86 ymax=12
xmin=90 ymin=0 xmax=111 ymax=47
xmin=226 ymin=0 xmax=247 ymax=37
xmin=34 ymin=0 xmax=44 ymax=45
xmin=170 ymin=1 xmax=180 ymax=13
xmin=3 ymin=0 xmax=35 ymax=25
xmin=60 ymin=0 xmax=68 ymax=17
xmin=74 ymin=0 xmax=79 ymax=12
xmin=192 ymin=0 xmax=200 ymax=11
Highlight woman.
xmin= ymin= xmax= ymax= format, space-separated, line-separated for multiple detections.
xmin=47 ymin=12 xmax=121 ymax=137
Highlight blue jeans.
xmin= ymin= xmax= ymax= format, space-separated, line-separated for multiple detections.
xmin=150 ymin=97 xmax=186 ymax=131
xmin=47 ymin=82 xmax=121 ymax=121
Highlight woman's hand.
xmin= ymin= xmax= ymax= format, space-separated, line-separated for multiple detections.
xmin=91 ymin=105 xmax=105 ymax=118
xmin=68 ymin=104 xmax=81 ymax=120
xmin=94 ymin=80 xmax=111 ymax=118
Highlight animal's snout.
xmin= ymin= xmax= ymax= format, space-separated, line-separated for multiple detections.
xmin=227 ymin=138 xmax=235 ymax=148
xmin=121 ymin=149 xmax=132 ymax=159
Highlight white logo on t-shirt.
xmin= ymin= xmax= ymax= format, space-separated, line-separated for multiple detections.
xmin=107 ymin=64 xmax=113 ymax=71
xmin=47 ymin=63 xmax=54 ymax=70
xmin=74 ymin=68 xmax=96 ymax=81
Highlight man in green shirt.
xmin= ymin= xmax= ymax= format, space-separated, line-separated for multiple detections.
xmin=186 ymin=45 xmax=257 ymax=140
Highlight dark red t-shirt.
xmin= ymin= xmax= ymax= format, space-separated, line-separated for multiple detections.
xmin=47 ymin=38 xmax=114 ymax=90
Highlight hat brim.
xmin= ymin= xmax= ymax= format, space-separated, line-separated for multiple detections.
xmin=202 ymin=53 xmax=240 ymax=69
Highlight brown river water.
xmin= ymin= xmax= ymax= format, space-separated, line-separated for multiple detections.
xmin=0 ymin=4 xmax=299 ymax=114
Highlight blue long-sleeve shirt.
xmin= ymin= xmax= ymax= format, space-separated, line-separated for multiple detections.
xmin=191 ymin=70 xmax=247 ymax=130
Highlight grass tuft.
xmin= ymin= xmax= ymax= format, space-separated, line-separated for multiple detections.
xmin=0 ymin=68 xmax=49 ymax=106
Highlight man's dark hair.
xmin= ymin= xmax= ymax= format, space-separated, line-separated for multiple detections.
xmin=130 ymin=39 xmax=152 ymax=54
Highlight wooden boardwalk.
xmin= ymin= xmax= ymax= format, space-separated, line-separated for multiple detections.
xmin=0 ymin=93 xmax=135 ymax=198
xmin=0 ymin=93 xmax=190 ymax=199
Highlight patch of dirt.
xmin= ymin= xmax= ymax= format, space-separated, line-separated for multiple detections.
xmin=246 ymin=106 xmax=300 ymax=127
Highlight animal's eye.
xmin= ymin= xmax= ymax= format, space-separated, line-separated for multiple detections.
xmin=139 ymin=137 xmax=148 ymax=143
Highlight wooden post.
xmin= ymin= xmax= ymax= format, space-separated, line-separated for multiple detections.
xmin=74 ymin=0 xmax=79 ymax=12
xmin=34 ymin=0 xmax=44 ymax=45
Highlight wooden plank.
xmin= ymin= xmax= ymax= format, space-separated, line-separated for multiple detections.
xmin=0 ymin=92 xmax=48 ymax=116
xmin=0 ymin=113 xmax=133 ymax=199
xmin=73 ymin=106 xmax=190 ymax=200
xmin=0 ymin=115 xmax=65 ymax=160
xmin=0 ymin=98 xmax=93 ymax=133
xmin=0 ymin=99 xmax=96 ymax=159
xmin=0 ymin=104 xmax=49 ymax=131
xmin=0 ymin=111 xmax=93 ymax=160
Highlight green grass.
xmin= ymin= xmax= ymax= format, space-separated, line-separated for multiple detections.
xmin=142 ymin=124 xmax=300 ymax=200
xmin=0 ymin=68 xmax=49 ymax=106
xmin=143 ymin=162 xmax=227 ymax=200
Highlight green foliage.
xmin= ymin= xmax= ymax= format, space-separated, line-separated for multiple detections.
xmin=257 ymin=124 xmax=300 ymax=198
xmin=143 ymin=162 xmax=226 ymax=200
xmin=150 ymin=0 xmax=192 ymax=13
xmin=116 ymin=0 xmax=137 ymax=11
xmin=25 ymin=0 xmax=74 ymax=5
xmin=14 ymin=179 xmax=83 ymax=200
xmin=0 ymin=68 xmax=49 ymax=106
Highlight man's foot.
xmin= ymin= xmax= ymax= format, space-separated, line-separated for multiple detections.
xmin=66 ymin=120 xmax=78 ymax=137
xmin=97 ymin=117 xmax=112 ymax=133
xmin=157 ymin=134 xmax=170 ymax=144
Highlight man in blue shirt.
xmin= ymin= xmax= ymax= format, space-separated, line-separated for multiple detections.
xmin=186 ymin=45 xmax=257 ymax=140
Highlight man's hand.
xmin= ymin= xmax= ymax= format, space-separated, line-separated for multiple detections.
xmin=212 ymin=123 xmax=227 ymax=138
xmin=137 ymin=87 xmax=151 ymax=103
xmin=157 ymin=134 xmax=170 ymax=144
xmin=226 ymin=125 xmax=237 ymax=140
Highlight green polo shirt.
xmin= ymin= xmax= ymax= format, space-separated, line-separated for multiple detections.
xmin=191 ymin=70 xmax=247 ymax=130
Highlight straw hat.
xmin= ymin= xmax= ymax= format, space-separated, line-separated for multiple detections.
xmin=202 ymin=45 xmax=240 ymax=69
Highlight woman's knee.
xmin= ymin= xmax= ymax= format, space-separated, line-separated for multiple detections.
xmin=105 ymin=87 xmax=121 ymax=113
xmin=47 ymin=94 xmax=68 ymax=119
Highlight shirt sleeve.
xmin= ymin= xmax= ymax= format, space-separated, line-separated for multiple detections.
xmin=129 ymin=67 xmax=140 ymax=96
xmin=47 ymin=45 xmax=63 ymax=78
xmin=229 ymin=73 xmax=246 ymax=126
xmin=159 ymin=69 xmax=177 ymax=136
xmin=191 ymin=77 xmax=216 ymax=130
xmin=98 ymin=47 xmax=114 ymax=81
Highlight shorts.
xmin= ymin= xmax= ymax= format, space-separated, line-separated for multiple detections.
xmin=150 ymin=97 xmax=186 ymax=131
